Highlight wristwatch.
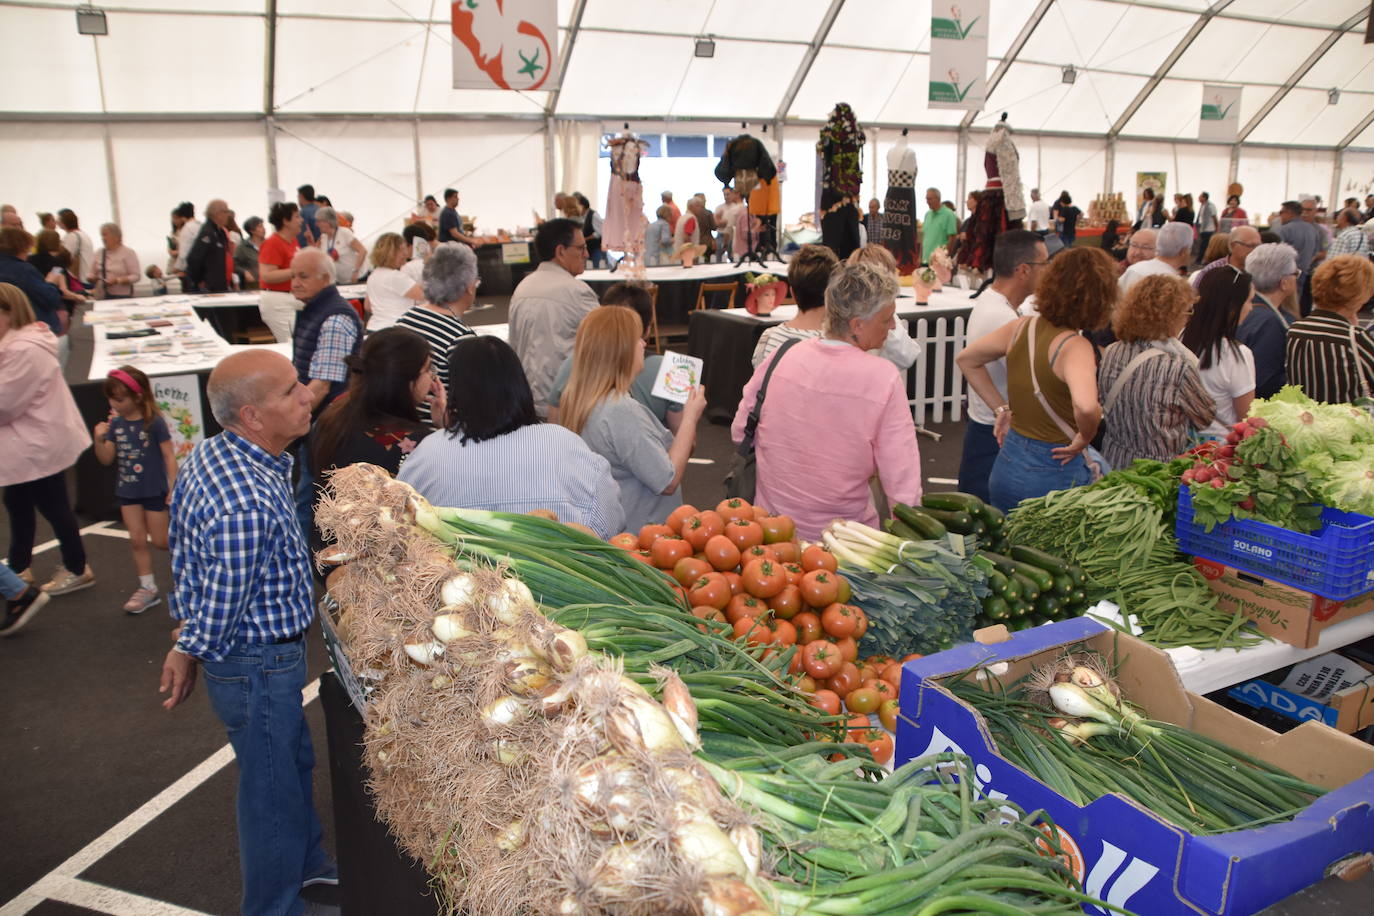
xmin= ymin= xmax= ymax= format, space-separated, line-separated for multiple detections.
xmin=993 ymin=404 xmax=1010 ymax=416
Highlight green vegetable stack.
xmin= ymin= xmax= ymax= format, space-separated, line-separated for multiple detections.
xmin=1249 ymin=386 xmax=1374 ymax=517
xmin=1181 ymin=416 xmax=1322 ymax=534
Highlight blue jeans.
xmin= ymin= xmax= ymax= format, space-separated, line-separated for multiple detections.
xmin=956 ymin=420 xmax=1000 ymax=504
xmin=0 ymin=561 xmax=26 ymax=599
xmin=202 ymin=640 xmax=330 ymax=916
xmin=988 ymin=428 xmax=1092 ymax=513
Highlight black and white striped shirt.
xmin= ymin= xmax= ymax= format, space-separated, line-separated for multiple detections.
xmin=395 ymin=305 xmax=475 ymax=422
xmin=1285 ymin=309 xmax=1374 ymax=404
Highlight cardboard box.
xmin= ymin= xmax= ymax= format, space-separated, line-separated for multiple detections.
xmin=1228 ymin=656 xmax=1374 ymax=733
xmin=1195 ymin=558 xmax=1374 ymax=648
xmin=896 ymin=617 xmax=1374 ymax=916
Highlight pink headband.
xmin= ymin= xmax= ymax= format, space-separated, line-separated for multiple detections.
xmin=108 ymin=369 xmax=143 ymax=397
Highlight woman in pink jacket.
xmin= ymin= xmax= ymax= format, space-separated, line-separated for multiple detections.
xmin=732 ymin=262 xmax=922 ymax=541
xmin=0 ymin=282 xmax=93 ymax=599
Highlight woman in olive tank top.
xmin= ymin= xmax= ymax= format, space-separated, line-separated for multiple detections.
xmin=957 ymin=247 xmax=1118 ymax=511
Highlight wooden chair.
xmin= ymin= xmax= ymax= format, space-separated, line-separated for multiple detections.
xmin=653 ymin=280 xmax=738 ymax=353
xmin=694 ymin=281 xmax=738 ymax=312
xmin=641 ymin=284 xmax=665 ymax=353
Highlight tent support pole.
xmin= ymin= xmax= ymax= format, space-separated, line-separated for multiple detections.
xmin=1227 ymin=144 xmax=1239 ymax=188
xmin=413 ymin=118 xmax=424 ymax=203
xmin=956 ymin=129 xmax=968 ymax=216
xmin=545 ymin=116 xmax=557 ymax=216
xmin=265 ymin=117 xmax=279 ymax=192
xmin=1109 ymin=0 xmax=1233 ymax=139
xmin=1104 ymin=138 xmax=1115 ymax=196
xmin=1330 ymin=149 xmax=1343 ymax=218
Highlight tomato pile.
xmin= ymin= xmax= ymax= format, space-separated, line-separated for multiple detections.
xmin=609 ymin=497 xmax=910 ymax=762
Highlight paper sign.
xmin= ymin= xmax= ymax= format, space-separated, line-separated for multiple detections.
xmin=1199 ymin=84 xmax=1242 ymax=142
xmin=929 ymin=0 xmax=989 ymax=111
xmin=151 ymin=374 xmax=206 ymax=463
xmin=651 ymin=351 xmax=703 ymax=404
xmin=1277 ymin=653 xmax=1372 ymax=702
xmin=452 ymin=0 xmax=558 ymax=91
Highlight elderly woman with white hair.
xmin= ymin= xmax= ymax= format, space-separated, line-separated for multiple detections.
xmin=1239 ymin=242 xmax=1300 ymax=399
xmin=396 ymin=243 xmax=478 ymax=424
xmin=313 ymin=206 xmax=367 ymax=285
xmin=731 ymin=262 xmax=922 ymax=540
xmin=90 ymin=223 xmax=139 ymax=300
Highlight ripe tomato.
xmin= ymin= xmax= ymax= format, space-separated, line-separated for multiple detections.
xmin=638 ymin=524 xmax=673 ymax=550
xmin=672 ymin=556 xmax=713 ymax=587
xmin=609 ymin=532 xmax=639 ymax=550
xmin=834 ymin=574 xmax=852 ymax=605
xmin=795 ymin=674 xmax=818 ymax=694
xmin=664 ymin=504 xmax=698 ymax=534
xmin=792 ymin=611 xmax=823 ymax=644
xmin=820 ymin=602 xmax=858 ymax=639
xmin=901 ymin=653 xmax=925 ymax=664
xmin=810 ymin=689 xmax=842 ymax=716
xmin=629 ymin=549 xmax=655 ymax=564
xmin=799 ymin=570 xmax=840 ymax=609
xmin=680 ymin=513 xmax=723 ymax=551
xmin=702 ymin=535 xmax=741 ymax=572
xmin=850 ymin=605 xmax=868 ymax=638
xmin=726 ymin=593 xmax=767 ymax=623
xmin=741 ymin=558 xmax=786 ymax=599
xmin=768 ymin=584 xmax=802 ymax=620
xmin=878 ymin=699 xmax=899 ymax=732
xmin=801 ymin=545 xmax=839 ymax=573
xmin=732 ymin=616 xmax=770 ymax=644
xmin=689 ymin=604 xmax=725 ymax=634
xmin=828 ymin=662 xmax=861 ymax=697
xmin=769 ymin=618 xmax=798 ymax=648
xmin=724 ymin=518 xmax=765 ymax=551
xmin=865 ymin=678 xmax=896 ymax=702
xmin=721 ymin=570 xmax=744 ymax=596
xmin=858 ymin=662 xmax=881 ymax=683
xmin=770 ymin=540 xmax=799 ymax=564
xmin=781 ymin=562 xmax=805 ymax=586
xmin=834 ymin=636 xmax=859 ymax=664
xmin=845 ymin=686 xmax=882 ymax=715
xmin=688 ymin=572 xmax=731 ymax=610
xmin=759 ymin=515 xmax=796 ymax=544
xmin=716 ymin=498 xmax=755 ymax=523
xmin=880 ymin=662 xmax=904 ymax=692
xmin=801 ymin=640 xmax=842 ymax=679
xmin=649 ymin=537 xmax=691 ymax=570
xmin=845 ymin=714 xmax=872 ymax=741
xmin=739 ymin=544 xmax=779 ymax=566
xmin=865 ymin=729 xmax=894 ymax=765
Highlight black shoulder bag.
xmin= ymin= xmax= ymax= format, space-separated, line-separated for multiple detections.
xmin=723 ymin=336 xmax=802 ymax=501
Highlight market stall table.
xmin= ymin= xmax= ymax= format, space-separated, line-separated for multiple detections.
xmin=473 ymin=239 xmax=534 ymax=294
xmin=581 ymin=258 xmax=788 ymax=330
xmin=91 ymin=286 xmax=366 ymax=343
xmin=689 ymin=287 xmax=976 ymax=424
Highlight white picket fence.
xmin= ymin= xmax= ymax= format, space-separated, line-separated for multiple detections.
xmin=907 ymin=311 xmax=970 ymax=427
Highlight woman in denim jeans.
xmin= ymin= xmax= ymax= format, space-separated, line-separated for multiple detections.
xmin=957 ymin=247 xmax=1118 ymax=512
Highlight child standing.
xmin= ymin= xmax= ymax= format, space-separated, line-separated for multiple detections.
xmin=92 ymin=366 xmax=177 ymax=614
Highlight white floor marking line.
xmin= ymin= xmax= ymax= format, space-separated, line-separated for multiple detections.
xmin=0 ymin=677 xmax=323 ymax=916
xmin=88 ymin=528 xmax=132 ymax=540
xmin=687 ymin=457 xmax=715 ymax=464
xmin=26 ymin=876 xmax=214 ymax=916
xmin=28 ymin=522 xmax=128 ymax=556
xmin=927 ymin=477 xmax=960 ymax=485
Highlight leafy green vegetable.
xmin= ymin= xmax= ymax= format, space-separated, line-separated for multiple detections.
xmin=1248 ymin=385 xmax=1374 ymax=462
xmin=1301 ymin=446 xmax=1374 ymax=515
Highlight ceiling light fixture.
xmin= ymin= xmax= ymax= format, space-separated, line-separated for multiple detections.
xmin=1062 ymin=65 xmax=1077 ymax=85
xmin=694 ymin=37 xmax=716 ymax=58
xmin=76 ymin=6 xmax=107 ymax=35
xmin=1328 ymin=88 xmax=1340 ymax=105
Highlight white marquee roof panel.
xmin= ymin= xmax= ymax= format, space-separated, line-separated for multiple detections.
xmin=1224 ymin=0 xmax=1367 ymax=29
xmin=826 ymin=0 xmax=932 ymax=52
xmin=1170 ymin=20 xmax=1326 ymax=86
xmin=1245 ymin=88 xmax=1374 ymax=147
xmin=1017 ymin=0 xmax=1196 ymax=76
xmin=788 ymin=46 xmax=917 ymax=122
xmin=0 ymin=7 xmax=101 ymax=113
xmin=1299 ymin=32 xmax=1374 ymax=93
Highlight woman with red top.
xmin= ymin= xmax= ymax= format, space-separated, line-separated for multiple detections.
xmin=257 ymin=201 xmax=302 ymax=343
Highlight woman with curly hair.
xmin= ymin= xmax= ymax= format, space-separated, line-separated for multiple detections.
xmin=1098 ymin=274 xmax=1214 ymax=468
xmin=1285 ymin=254 xmax=1374 ymax=404
xmin=957 ymin=246 xmax=1116 ymax=511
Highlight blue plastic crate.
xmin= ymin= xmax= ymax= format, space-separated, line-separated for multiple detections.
xmin=1175 ymin=488 xmax=1374 ymax=601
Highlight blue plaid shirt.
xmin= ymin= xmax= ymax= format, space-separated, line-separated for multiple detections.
xmin=169 ymin=431 xmax=314 ymax=662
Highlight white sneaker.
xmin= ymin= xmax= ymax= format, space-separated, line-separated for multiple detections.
xmin=42 ymin=566 xmax=96 ymax=596
xmin=123 ymin=586 xmax=160 ymax=615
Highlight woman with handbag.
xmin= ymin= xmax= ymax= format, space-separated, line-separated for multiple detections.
xmin=957 ymin=247 xmax=1117 ymax=512
xmin=730 ymin=262 xmax=921 ymax=541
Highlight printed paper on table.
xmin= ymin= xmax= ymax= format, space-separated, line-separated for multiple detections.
xmin=651 ymin=351 xmax=703 ymax=405
xmin=452 ymin=0 xmax=558 ymax=91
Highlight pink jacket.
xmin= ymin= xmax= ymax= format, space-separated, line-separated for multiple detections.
xmin=732 ymin=338 xmax=922 ymax=541
xmin=0 ymin=323 xmax=90 ymax=486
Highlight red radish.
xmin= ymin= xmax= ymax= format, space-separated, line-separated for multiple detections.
xmin=1210 ymin=477 xmax=1226 ymax=489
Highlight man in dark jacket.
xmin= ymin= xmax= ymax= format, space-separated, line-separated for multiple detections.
xmin=0 ymin=227 xmax=64 ymax=334
xmin=185 ymin=199 xmax=234 ymax=293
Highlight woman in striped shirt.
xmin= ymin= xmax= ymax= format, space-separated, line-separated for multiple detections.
xmin=1285 ymin=255 xmax=1374 ymax=404
xmin=1098 ymin=274 xmax=1215 ymax=469
xmin=396 ymin=243 xmax=477 ymax=424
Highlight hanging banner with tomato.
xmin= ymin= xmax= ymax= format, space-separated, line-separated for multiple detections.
xmin=452 ymin=0 xmax=558 ymax=91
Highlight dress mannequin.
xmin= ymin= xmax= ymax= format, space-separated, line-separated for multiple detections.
xmin=881 ymin=131 xmax=919 ymax=274
xmin=817 ymin=103 xmax=865 ymax=261
xmin=958 ymin=115 xmax=1026 ymax=273
xmin=715 ymin=131 xmax=779 ymax=265
xmin=604 ymin=127 xmax=650 ymax=276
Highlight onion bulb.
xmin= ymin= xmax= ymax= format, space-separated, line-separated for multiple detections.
xmin=674 ymin=816 xmax=748 ymax=879
xmin=481 ymin=695 xmax=530 ymax=729
xmin=729 ymin=824 xmax=762 ymax=875
xmin=431 ymin=613 xmax=474 ymax=644
xmin=403 ymin=640 xmax=444 ymax=666
xmin=546 ymin=628 xmax=588 ymax=671
xmin=700 ymin=878 xmax=774 ymax=916
xmin=495 ymin=817 xmax=525 ymax=851
xmin=606 ymin=691 xmax=685 ymax=755
xmin=1048 ymin=683 xmax=1115 ymax=725
xmin=488 ymin=578 xmax=535 ymax=625
xmin=440 ymin=573 xmax=478 ymax=608
xmin=659 ymin=672 xmax=702 ymax=750
xmin=504 ymin=657 xmax=553 ymax=696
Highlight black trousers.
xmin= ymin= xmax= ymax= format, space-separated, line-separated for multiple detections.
xmin=5 ymin=471 xmax=87 ymax=576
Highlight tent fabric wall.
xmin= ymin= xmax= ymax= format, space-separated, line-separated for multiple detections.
xmin=0 ymin=121 xmax=111 ymax=236
xmin=418 ymin=122 xmax=547 ymax=235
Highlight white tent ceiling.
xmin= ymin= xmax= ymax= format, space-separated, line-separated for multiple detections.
xmin=2 ymin=0 xmax=1372 ymax=269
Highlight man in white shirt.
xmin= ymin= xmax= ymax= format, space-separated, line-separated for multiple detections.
xmin=1026 ymin=189 xmax=1050 ymax=234
xmin=958 ymin=230 xmax=1047 ymax=502
xmin=1119 ymin=221 xmax=1192 ymax=294
xmin=57 ymin=209 xmax=94 ymax=285
xmin=509 ymin=218 xmax=600 ymax=418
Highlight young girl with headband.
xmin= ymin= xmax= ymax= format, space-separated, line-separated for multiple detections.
xmin=93 ymin=365 xmax=178 ymax=614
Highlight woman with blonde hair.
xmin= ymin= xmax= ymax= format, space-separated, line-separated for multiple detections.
xmin=560 ymin=307 xmax=705 ymax=531
xmin=1285 ymin=254 xmax=1374 ymax=404
xmin=1097 ymin=274 xmax=1214 ymax=468
xmin=364 ymin=232 xmax=423 ymax=326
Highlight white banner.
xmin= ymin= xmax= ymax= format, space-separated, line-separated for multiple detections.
xmin=1199 ymin=84 xmax=1242 ymax=142
xmin=151 ymin=374 xmax=206 ymax=465
xmin=452 ymin=0 xmax=558 ymax=91
xmin=929 ymin=0 xmax=989 ymax=111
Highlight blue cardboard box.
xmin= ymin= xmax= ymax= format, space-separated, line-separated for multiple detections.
xmin=895 ymin=617 xmax=1374 ymax=916
xmin=1227 ymin=660 xmax=1374 ymax=733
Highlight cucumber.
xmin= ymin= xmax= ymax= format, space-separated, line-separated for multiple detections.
xmin=1065 ymin=563 xmax=1087 ymax=588
xmin=979 ymin=504 xmax=1006 ymax=532
xmin=1052 ymin=574 xmax=1074 ymax=597
xmin=884 ymin=518 xmax=923 ymax=542
xmin=983 ymin=597 xmax=1011 ymax=621
xmin=1010 ymin=599 xmax=1034 ymax=619
xmin=1037 ymin=595 xmax=1063 ymax=616
xmin=1010 ymin=561 xmax=1055 ymax=594
xmin=977 ymin=550 xmax=1018 ymax=577
xmin=919 ymin=507 xmax=985 ymax=536
xmin=1009 ymin=545 xmax=1072 ymax=577
xmin=921 ymin=492 xmax=987 ymax=515
xmin=1070 ymin=589 xmax=1086 ymax=606
xmin=1002 ymin=574 xmax=1023 ymax=602
xmin=891 ymin=504 xmax=948 ymax=540
xmin=1010 ymin=572 xmax=1040 ymax=602
xmin=984 ymin=568 xmax=1010 ymax=598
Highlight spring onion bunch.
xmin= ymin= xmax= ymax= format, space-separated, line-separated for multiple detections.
xmin=948 ymin=665 xmax=1326 ymax=835
xmin=821 ymin=521 xmax=987 ymax=656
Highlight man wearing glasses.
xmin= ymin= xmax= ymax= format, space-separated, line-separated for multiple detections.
xmin=1192 ymin=224 xmax=1261 ymax=289
xmin=508 ymin=218 xmax=600 ymax=417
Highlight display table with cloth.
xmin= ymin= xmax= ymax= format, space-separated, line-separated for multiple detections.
xmin=87 ymin=287 xmax=366 ymax=343
xmin=580 ymin=259 xmax=788 ymax=328
xmin=689 ymin=288 xmax=976 ymax=424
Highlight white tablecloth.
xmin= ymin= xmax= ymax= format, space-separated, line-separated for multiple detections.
xmin=91 ymin=285 xmax=367 ymax=312
xmin=580 ymin=259 xmax=788 ymax=285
